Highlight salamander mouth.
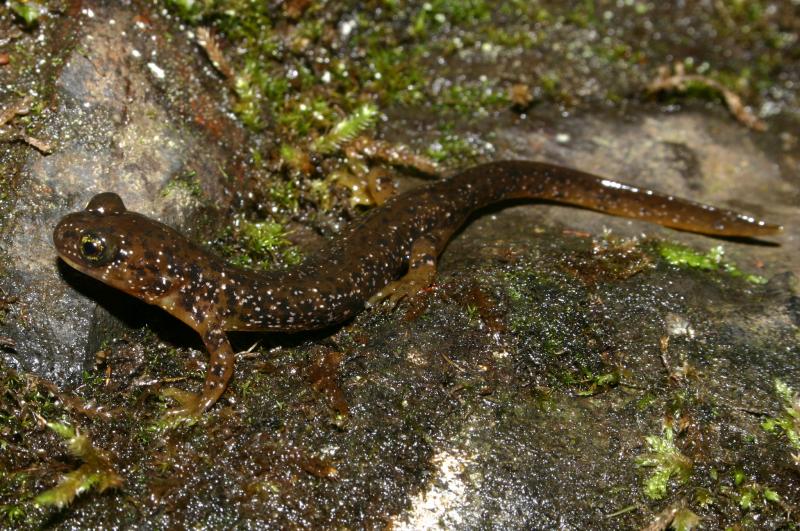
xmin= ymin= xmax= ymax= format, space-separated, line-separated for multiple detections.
xmin=53 ymin=216 xmax=85 ymax=270
xmin=57 ymin=252 xmax=83 ymax=272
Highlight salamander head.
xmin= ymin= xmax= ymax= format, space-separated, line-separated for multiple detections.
xmin=54 ymin=192 xmax=191 ymax=304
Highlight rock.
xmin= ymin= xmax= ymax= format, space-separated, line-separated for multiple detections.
xmin=1 ymin=3 xmax=246 ymax=384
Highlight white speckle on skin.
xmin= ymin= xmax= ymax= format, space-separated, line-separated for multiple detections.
xmin=147 ymin=62 xmax=166 ymax=79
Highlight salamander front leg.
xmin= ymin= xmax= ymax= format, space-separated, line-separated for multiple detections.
xmin=163 ymin=325 xmax=235 ymax=418
xmin=198 ymin=327 xmax=235 ymax=410
xmin=368 ymin=235 xmax=439 ymax=307
xmin=367 ymin=168 xmax=397 ymax=205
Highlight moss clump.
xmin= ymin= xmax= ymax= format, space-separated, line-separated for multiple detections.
xmin=408 ymin=0 xmax=492 ymax=38
xmin=232 ymin=58 xmax=288 ymax=130
xmin=0 ymin=366 xmax=107 ymax=526
xmin=761 ymin=379 xmax=800 ymax=464
xmin=34 ymin=421 xmax=123 ymax=508
xmin=657 ymin=242 xmax=767 ymax=284
xmin=735 ymin=483 xmax=781 ymax=510
xmin=160 ymin=170 xmax=204 ymax=199
xmin=435 ymin=81 xmax=510 ymax=115
xmin=9 ymin=1 xmax=46 ymax=27
xmin=267 ymin=179 xmax=300 ymax=213
xmin=313 ymin=103 xmax=379 ymax=155
xmin=574 ymin=370 xmax=619 ymax=397
xmin=425 ymin=130 xmax=484 ymax=164
xmin=221 ymin=214 xmax=302 ymax=271
xmin=635 ymin=427 xmax=692 ymax=500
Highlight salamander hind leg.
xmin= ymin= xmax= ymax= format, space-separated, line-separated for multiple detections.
xmin=163 ymin=325 xmax=235 ymax=420
xmin=368 ymin=235 xmax=440 ymax=308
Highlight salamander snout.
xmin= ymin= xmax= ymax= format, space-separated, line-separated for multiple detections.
xmin=53 ymin=213 xmax=120 ymax=272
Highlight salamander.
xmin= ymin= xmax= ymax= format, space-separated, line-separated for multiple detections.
xmin=53 ymin=160 xmax=781 ymax=414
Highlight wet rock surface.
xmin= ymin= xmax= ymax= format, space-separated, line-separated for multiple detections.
xmin=0 ymin=1 xmax=798 ymax=529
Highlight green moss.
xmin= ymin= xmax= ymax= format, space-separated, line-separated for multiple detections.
xmin=723 ymin=0 xmax=767 ymax=23
xmin=33 ymin=421 xmax=122 ymax=509
xmin=636 ymin=392 xmax=657 ymax=411
xmin=80 ymin=369 xmax=105 ymax=388
xmin=279 ymin=143 xmax=310 ymax=173
xmin=160 ymin=170 xmax=203 ymax=199
xmin=435 ymin=81 xmax=510 ymax=115
xmin=659 ymin=242 xmax=723 ymax=270
xmin=278 ymin=98 xmax=334 ymax=138
xmin=635 ymin=427 xmax=692 ymax=500
xmin=694 ymin=487 xmax=715 ymax=507
xmin=0 ymin=367 xmax=59 ymax=438
xmin=9 ymin=1 xmax=45 ymax=27
xmin=313 ymin=103 xmax=379 ymax=155
xmin=268 ymin=179 xmax=300 ymax=213
xmin=733 ymin=481 xmax=782 ymax=511
xmin=164 ymin=0 xmax=200 ymax=20
xmin=0 ymin=502 xmax=26 ymax=526
xmin=484 ymin=27 xmax=535 ymax=48
xmin=222 ymin=214 xmax=302 ymax=271
xmin=538 ymin=73 xmax=561 ymax=98
xmin=162 ymin=0 xmax=792 ymax=186
xmin=161 ymin=0 xmax=519 ymax=148
xmin=574 ymin=370 xmax=619 ymax=397
xmin=408 ymin=0 xmax=491 ymax=38
xmin=233 ymin=59 xmax=288 ymax=130
xmin=364 ymin=45 xmax=426 ymax=106
xmin=761 ymin=379 xmax=800 ymax=461
xmin=425 ymin=130 xmax=483 ymax=164
xmin=657 ymin=242 xmax=767 ymax=284
xmin=563 ymin=0 xmax=598 ymax=28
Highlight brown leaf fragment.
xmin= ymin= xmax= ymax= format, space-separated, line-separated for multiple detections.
xmin=18 ymin=132 xmax=53 ymax=153
xmin=308 ymin=349 xmax=349 ymax=415
xmin=284 ymin=0 xmax=312 ymax=19
xmin=196 ymin=27 xmax=234 ymax=79
xmin=298 ymin=454 xmax=339 ymax=479
xmin=0 ymin=95 xmax=32 ymax=127
xmin=641 ymin=506 xmax=678 ymax=531
xmin=509 ymin=83 xmax=534 ymax=108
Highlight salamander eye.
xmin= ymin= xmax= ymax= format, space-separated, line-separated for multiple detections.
xmin=79 ymin=233 xmax=108 ymax=262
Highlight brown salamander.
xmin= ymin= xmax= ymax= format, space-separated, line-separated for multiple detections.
xmin=53 ymin=161 xmax=781 ymax=414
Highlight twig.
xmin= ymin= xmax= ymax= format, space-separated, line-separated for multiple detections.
xmin=648 ymin=64 xmax=766 ymax=131
xmin=0 ymin=335 xmax=16 ymax=351
xmin=17 ymin=132 xmax=53 ymax=153
xmin=347 ymin=136 xmax=440 ymax=176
